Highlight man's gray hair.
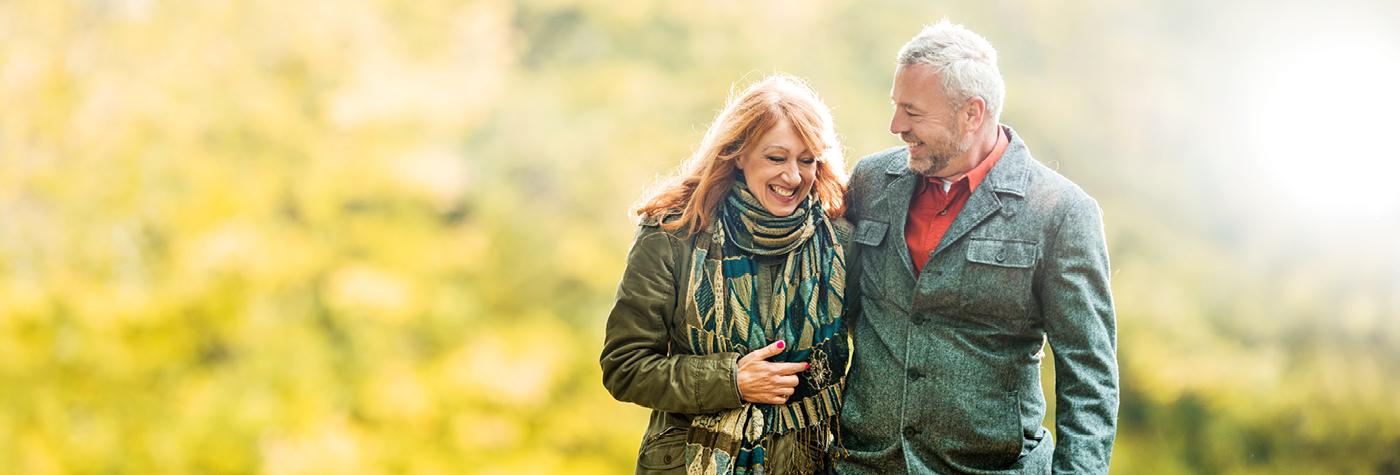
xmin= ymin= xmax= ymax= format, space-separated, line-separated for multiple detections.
xmin=897 ymin=20 xmax=1005 ymax=121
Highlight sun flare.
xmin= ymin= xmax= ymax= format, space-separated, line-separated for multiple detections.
xmin=1243 ymin=28 xmax=1400 ymax=223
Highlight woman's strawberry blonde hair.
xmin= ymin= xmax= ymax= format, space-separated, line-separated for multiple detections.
xmin=635 ymin=73 xmax=848 ymax=236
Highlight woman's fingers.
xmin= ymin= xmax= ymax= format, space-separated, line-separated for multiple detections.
xmin=771 ymin=362 xmax=809 ymax=376
xmin=738 ymin=339 xmax=786 ymax=365
xmin=766 ymin=388 xmax=787 ymax=405
xmin=736 ymin=340 xmax=810 ymax=404
xmin=747 ymin=373 xmax=802 ymax=404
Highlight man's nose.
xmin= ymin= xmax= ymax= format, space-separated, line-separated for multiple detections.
xmin=890 ymin=111 xmax=908 ymax=135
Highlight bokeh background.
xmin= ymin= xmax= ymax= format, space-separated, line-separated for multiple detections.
xmin=3 ymin=0 xmax=1400 ymax=473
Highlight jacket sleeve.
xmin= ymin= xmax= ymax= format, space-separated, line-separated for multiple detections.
xmin=600 ymin=224 xmax=744 ymax=414
xmin=840 ymin=160 xmax=873 ymax=331
xmin=1041 ymin=195 xmax=1120 ymax=474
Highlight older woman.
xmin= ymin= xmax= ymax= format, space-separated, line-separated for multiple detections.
xmin=601 ymin=74 xmax=852 ymax=474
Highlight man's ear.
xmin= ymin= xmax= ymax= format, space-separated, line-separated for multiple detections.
xmin=963 ymin=96 xmax=988 ymax=132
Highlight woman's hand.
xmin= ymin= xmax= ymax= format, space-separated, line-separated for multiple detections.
xmin=736 ymin=340 xmax=808 ymax=405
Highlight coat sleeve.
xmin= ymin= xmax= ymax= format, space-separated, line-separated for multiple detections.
xmin=600 ymin=224 xmax=744 ymax=414
xmin=839 ymin=160 xmax=874 ymax=331
xmin=1041 ymin=195 xmax=1120 ymax=474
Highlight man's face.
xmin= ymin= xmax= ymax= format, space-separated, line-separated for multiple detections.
xmin=890 ymin=63 xmax=968 ymax=177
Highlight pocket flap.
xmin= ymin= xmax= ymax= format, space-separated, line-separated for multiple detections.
xmin=966 ymin=239 xmax=1038 ymax=268
xmin=638 ymin=427 xmax=687 ymax=470
xmin=854 ymin=220 xmax=889 ymax=246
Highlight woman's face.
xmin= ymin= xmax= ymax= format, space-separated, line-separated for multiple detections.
xmin=735 ymin=119 xmax=818 ymax=217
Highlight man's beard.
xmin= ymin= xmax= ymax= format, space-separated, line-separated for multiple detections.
xmin=905 ymin=128 xmax=969 ymax=177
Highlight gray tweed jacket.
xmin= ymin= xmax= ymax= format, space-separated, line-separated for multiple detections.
xmin=837 ymin=127 xmax=1118 ymax=474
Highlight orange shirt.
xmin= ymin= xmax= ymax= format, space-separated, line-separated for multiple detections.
xmin=906 ymin=126 xmax=1010 ymax=274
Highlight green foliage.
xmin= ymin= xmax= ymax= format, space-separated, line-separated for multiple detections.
xmin=2 ymin=0 xmax=1397 ymax=473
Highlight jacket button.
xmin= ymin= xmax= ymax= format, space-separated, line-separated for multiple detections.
xmin=664 ymin=455 xmax=672 ymax=464
xmin=904 ymin=426 xmax=921 ymax=438
xmin=995 ymin=250 xmax=1007 ymax=262
xmin=907 ymin=369 xmax=923 ymax=380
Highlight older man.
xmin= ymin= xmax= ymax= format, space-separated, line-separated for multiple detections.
xmin=838 ymin=21 xmax=1119 ymax=474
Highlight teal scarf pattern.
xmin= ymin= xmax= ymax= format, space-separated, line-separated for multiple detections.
xmin=682 ymin=177 xmax=848 ymax=475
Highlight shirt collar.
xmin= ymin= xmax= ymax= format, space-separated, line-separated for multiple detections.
xmin=965 ymin=125 xmax=1010 ymax=192
xmin=925 ymin=125 xmax=1009 ymax=192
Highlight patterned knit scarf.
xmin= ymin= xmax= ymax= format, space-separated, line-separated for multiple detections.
xmin=682 ymin=178 xmax=848 ymax=475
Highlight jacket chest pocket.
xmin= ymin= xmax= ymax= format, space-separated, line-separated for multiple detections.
xmin=960 ymin=238 xmax=1039 ymax=320
xmin=853 ymin=220 xmax=888 ymax=247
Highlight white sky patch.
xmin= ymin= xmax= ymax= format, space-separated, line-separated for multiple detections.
xmin=1241 ymin=27 xmax=1400 ymax=226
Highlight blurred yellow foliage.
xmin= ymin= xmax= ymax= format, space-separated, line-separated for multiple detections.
xmin=2 ymin=0 xmax=1398 ymax=473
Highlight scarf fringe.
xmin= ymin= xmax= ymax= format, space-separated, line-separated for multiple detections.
xmin=687 ymin=409 xmax=843 ymax=475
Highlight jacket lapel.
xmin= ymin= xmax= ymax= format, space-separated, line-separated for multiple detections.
xmin=930 ymin=179 xmax=1002 ymax=259
xmin=930 ymin=127 xmax=1033 ymax=260
xmin=879 ymin=157 xmax=920 ymax=282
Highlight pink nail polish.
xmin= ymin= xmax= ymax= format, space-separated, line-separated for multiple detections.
xmin=776 ymin=340 xmax=785 ymax=350
xmin=805 ymin=363 xmax=811 ymax=370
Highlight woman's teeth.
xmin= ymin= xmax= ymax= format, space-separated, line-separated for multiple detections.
xmin=769 ymin=185 xmax=796 ymax=198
